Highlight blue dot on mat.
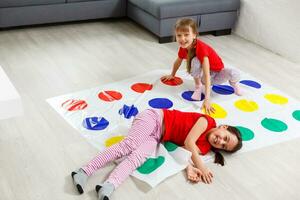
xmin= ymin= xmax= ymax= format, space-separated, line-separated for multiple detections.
xmin=240 ymin=80 xmax=261 ymax=89
xmin=181 ymin=91 xmax=205 ymax=101
xmin=212 ymin=85 xmax=234 ymax=95
xmin=118 ymin=104 xmax=139 ymax=119
xmin=82 ymin=116 xmax=109 ymax=130
xmin=148 ymin=98 xmax=173 ymax=109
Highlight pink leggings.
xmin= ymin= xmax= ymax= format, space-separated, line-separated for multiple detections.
xmin=82 ymin=109 xmax=163 ymax=188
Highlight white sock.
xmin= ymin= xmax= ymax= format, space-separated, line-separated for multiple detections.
xmin=71 ymin=168 xmax=88 ymax=194
xmin=191 ymin=84 xmax=202 ymax=100
xmin=95 ymin=181 xmax=115 ymax=200
xmin=229 ymin=81 xmax=242 ymax=96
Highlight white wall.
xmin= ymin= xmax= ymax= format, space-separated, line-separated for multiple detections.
xmin=234 ymin=0 xmax=300 ymax=63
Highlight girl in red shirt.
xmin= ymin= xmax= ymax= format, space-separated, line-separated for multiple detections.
xmin=71 ymin=109 xmax=242 ymax=200
xmin=162 ymin=18 xmax=242 ymax=114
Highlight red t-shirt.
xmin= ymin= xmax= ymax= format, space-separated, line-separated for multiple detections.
xmin=178 ymin=39 xmax=224 ymax=72
xmin=162 ymin=109 xmax=216 ymax=155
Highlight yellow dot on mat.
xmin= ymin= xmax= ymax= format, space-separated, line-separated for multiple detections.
xmin=202 ymin=103 xmax=227 ymax=118
xmin=105 ymin=136 xmax=125 ymax=147
xmin=234 ymin=99 xmax=259 ymax=112
xmin=264 ymin=94 xmax=288 ymax=105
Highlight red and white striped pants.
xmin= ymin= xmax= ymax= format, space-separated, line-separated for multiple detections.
xmin=82 ymin=109 xmax=163 ymax=188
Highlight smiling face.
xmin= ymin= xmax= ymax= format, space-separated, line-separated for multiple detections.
xmin=207 ymin=125 xmax=239 ymax=151
xmin=175 ymin=26 xmax=196 ymax=49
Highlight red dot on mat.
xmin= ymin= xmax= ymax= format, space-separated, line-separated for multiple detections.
xmin=98 ymin=90 xmax=122 ymax=102
xmin=61 ymin=99 xmax=88 ymax=111
xmin=161 ymin=77 xmax=183 ymax=86
xmin=131 ymin=83 xmax=153 ymax=93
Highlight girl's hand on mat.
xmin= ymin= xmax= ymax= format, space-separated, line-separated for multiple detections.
xmin=201 ymin=99 xmax=215 ymax=115
xmin=200 ymin=167 xmax=213 ymax=184
xmin=186 ymin=164 xmax=201 ymax=183
xmin=161 ymin=74 xmax=174 ymax=82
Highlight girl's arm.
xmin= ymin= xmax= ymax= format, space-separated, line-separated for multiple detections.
xmin=184 ymin=117 xmax=213 ymax=184
xmin=171 ymin=57 xmax=183 ymax=76
xmin=161 ymin=57 xmax=182 ymax=81
xmin=201 ymin=57 xmax=215 ymax=114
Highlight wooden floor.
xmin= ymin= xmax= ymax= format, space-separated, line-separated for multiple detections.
xmin=0 ymin=18 xmax=300 ymax=200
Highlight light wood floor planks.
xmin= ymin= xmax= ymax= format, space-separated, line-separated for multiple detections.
xmin=0 ymin=18 xmax=299 ymax=200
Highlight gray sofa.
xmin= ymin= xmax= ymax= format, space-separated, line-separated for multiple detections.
xmin=127 ymin=0 xmax=240 ymax=43
xmin=0 ymin=0 xmax=126 ymax=28
xmin=0 ymin=0 xmax=240 ymax=43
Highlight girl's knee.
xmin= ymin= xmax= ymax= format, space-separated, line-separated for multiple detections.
xmin=117 ymin=138 xmax=136 ymax=153
xmin=127 ymin=151 xmax=148 ymax=169
xmin=228 ymin=68 xmax=241 ymax=82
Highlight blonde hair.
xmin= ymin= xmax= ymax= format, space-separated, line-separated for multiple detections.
xmin=174 ymin=18 xmax=198 ymax=74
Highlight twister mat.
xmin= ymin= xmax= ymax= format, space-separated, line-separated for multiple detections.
xmin=47 ymin=66 xmax=300 ymax=187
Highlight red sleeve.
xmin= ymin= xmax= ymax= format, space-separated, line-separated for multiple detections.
xmin=178 ymin=47 xmax=187 ymax=59
xmin=196 ymin=115 xmax=216 ymax=155
xmin=197 ymin=141 xmax=211 ymax=155
xmin=202 ymin=114 xmax=216 ymax=128
xmin=196 ymin=43 xmax=209 ymax=63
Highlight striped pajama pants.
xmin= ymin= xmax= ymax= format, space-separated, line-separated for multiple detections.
xmin=82 ymin=109 xmax=163 ymax=188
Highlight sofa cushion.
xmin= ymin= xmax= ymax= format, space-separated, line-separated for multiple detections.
xmin=128 ymin=0 xmax=240 ymax=19
xmin=0 ymin=0 xmax=65 ymax=8
xmin=66 ymin=0 xmax=106 ymax=2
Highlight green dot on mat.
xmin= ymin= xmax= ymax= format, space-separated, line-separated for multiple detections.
xmin=292 ymin=110 xmax=300 ymax=121
xmin=164 ymin=142 xmax=178 ymax=152
xmin=137 ymin=156 xmax=165 ymax=174
xmin=261 ymin=118 xmax=288 ymax=132
xmin=236 ymin=126 xmax=255 ymax=141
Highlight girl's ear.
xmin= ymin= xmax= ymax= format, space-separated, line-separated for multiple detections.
xmin=220 ymin=125 xmax=228 ymax=129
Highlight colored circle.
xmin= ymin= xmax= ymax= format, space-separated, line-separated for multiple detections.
xmin=161 ymin=77 xmax=183 ymax=86
xmin=264 ymin=94 xmax=288 ymax=105
xmin=131 ymin=83 xmax=153 ymax=93
xmin=292 ymin=110 xmax=300 ymax=121
xmin=236 ymin=126 xmax=255 ymax=141
xmin=61 ymin=99 xmax=88 ymax=111
xmin=181 ymin=90 xmax=205 ymax=101
xmin=148 ymin=98 xmax=173 ymax=109
xmin=82 ymin=117 xmax=109 ymax=130
xmin=164 ymin=142 xmax=178 ymax=152
xmin=261 ymin=118 xmax=288 ymax=132
xmin=105 ymin=136 xmax=125 ymax=147
xmin=119 ymin=104 xmax=139 ymax=119
xmin=137 ymin=156 xmax=165 ymax=174
xmin=240 ymin=80 xmax=261 ymax=89
xmin=212 ymin=85 xmax=234 ymax=95
xmin=201 ymin=103 xmax=227 ymax=118
xmin=234 ymin=99 xmax=259 ymax=112
xmin=98 ymin=90 xmax=122 ymax=102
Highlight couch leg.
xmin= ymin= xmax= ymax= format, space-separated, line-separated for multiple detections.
xmin=159 ymin=36 xmax=174 ymax=43
xmin=212 ymin=29 xmax=231 ymax=36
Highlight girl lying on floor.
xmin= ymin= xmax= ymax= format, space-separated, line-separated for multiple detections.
xmin=71 ymin=108 xmax=242 ymax=200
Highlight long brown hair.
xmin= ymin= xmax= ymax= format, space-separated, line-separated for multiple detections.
xmin=174 ymin=18 xmax=198 ymax=74
xmin=212 ymin=126 xmax=243 ymax=166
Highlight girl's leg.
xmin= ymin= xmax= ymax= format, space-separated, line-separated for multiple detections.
xmin=71 ymin=109 xmax=163 ymax=194
xmin=72 ymin=135 xmax=138 ymax=194
xmin=82 ymin=109 xmax=162 ymax=176
xmin=190 ymin=57 xmax=203 ymax=100
xmin=96 ymin=138 xmax=158 ymax=200
xmin=211 ymin=68 xmax=242 ymax=95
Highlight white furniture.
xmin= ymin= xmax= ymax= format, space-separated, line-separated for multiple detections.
xmin=0 ymin=65 xmax=23 ymax=120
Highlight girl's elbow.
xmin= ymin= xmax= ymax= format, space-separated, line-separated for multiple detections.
xmin=184 ymin=140 xmax=195 ymax=150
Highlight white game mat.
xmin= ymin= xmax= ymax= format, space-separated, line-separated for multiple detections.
xmin=47 ymin=66 xmax=300 ymax=187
